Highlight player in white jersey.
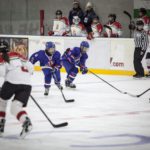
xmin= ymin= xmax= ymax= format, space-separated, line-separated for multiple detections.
xmin=71 ymin=16 xmax=87 ymax=37
xmin=48 ymin=10 xmax=70 ymax=36
xmin=0 ymin=41 xmax=33 ymax=138
xmin=91 ymin=16 xmax=103 ymax=38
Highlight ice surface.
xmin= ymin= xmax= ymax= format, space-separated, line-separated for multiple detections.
xmin=0 ymin=72 xmax=150 ymax=150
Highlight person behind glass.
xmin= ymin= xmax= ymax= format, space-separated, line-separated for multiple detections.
xmin=133 ymin=20 xmax=149 ymax=78
xmin=91 ymin=16 xmax=103 ymax=38
xmin=103 ymin=14 xmax=122 ymax=38
xmin=71 ymin=16 xmax=87 ymax=37
xmin=83 ymin=1 xmax=97 ymax=40
xmin=48 ymin=10 xmax=70 ymax=36
xmin=69 ymin=0 xmax=84 ymax=25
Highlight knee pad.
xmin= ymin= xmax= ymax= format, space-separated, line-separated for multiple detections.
xmin=10 ymin=100 xmax=23 ymax=116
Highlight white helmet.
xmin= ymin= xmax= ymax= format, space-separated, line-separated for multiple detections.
xmin=73 ymin=16 xmax=80 ymax=25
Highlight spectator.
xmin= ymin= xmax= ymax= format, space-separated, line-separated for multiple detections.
xmin=69 ymin=0 xmax=84 ymax=25
xmin=71 ymin=16 xmax=87 ymax=37
xmin=103 ymin=14 xmax=122 ymax=38
xmin=138 ymin=8 xmax=150 ymax=33
xmin=48 ymin=10 xmax=70 ymax=36
xmin=91 ymin=16 xmax=103 ymax=38
xmin=83 ymin=1 xmax=97 ymax=40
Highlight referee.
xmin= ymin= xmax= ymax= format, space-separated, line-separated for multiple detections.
xmin=133 ymin=20 xmax=149 ymax=78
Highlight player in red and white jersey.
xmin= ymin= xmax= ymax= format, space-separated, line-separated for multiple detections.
xmin=91 ymin=16 xmax=103 ymax=38
xmin=48 ymin=10 xmax=70 ymax=36
xmin=71 ymin=16 xmax=87 ymax=37
xmin=138 ymin=8 xmax=150 ymax=34
xmin=0 ymin=41 xmax=33 ymax=138
xmin=103 ymin=14 xmax=122 ymax=38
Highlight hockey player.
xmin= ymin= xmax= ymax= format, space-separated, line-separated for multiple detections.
xmin=62 ymin=41 xmax=89 ymax=88
xmin=48 ymin=10 xmax=70 ymax=36
xmin=71 ymin=16 xmax=87 ymax=37
xmin=0 ymin=41 xmax=33 ymax=138
xmin=30 ymin=42 xmax=62 ymax=96
xmin=103 ymin=14 xmax=122 ymax=37
xmin=91 ymin=16 xmax=103 ymax=38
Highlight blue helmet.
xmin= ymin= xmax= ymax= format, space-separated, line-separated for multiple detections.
xmin=80 ymin=41 xmax=89 ymax=48
xmin=45 ymin=42 xmax=55 ymax=49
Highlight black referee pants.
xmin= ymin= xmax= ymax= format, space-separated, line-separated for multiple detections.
xmin=133 ymin=47 xmax=146 ymax=76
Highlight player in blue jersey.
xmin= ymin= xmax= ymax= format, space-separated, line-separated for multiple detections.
xmin=62 ymin=41 xmax=89 ymax=88
xmin=30 ymin=42 xmax=63 ymax=95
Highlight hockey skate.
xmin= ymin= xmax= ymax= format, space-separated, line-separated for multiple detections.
xmin=20 ymin=117 xmax=32 ymax=138
xmin=0 ymin=119 xmax=5 ymax=136
xmin=65 ymin=79 xmax=76 ymax=88
xmin=44 ymin=88 xmax=50 ymax=96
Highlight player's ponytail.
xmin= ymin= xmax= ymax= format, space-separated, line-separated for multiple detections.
xmin=0 ymin=41 xmax=10 ymax=63
xmin=2 ymin=51 xmax=10 ymax=63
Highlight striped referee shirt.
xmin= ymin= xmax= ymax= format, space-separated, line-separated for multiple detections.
xmin=134 ymin=30 xmax=149 ymax=51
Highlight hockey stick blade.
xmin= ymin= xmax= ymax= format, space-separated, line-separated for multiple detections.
xmin=65 ymin=99 xmax=75 ymax=103
xmin=123 ymin=11 xmax=132 ymax=20
xmin=60 ymin=89 xmax=75 ymax=103
xmin=53 ymin=122 xmax=68 ymax=128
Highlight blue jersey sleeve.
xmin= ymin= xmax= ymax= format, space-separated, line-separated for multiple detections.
xmin=66 ymin=47 xmax=80 ymax=65
xmin=52 ymin=51 xmax=62 ymax=69
xmin=29 ymin=50 xmax=43 ymax=64
xmin=79 ymin=53 xmax=88 ymax=68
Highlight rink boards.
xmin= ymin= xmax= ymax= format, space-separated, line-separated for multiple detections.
xmin=0 ymin=35 xmax=148 ymax=76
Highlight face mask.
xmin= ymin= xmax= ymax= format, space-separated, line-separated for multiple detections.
xmin=47 ymin=48 xmax=55 ymax=55
xmin=81 ymin=47 xmax=88 ymax=53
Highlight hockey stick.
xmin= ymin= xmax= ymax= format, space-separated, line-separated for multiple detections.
xmin=130 ymin=88 xmax=150 ymax=98
xmin=123 ymin=10 xmax=132 ymax=38
xmin=52 ymin=73 xmax=75 ymax=103
xmin=123 ymin=11 xmax=132 ymax=20
xmin=103 ymin=25 xmax=112 ymax=31
xmin=30 ymin=95 xmax=68 ymax=128
xmin=89 ymin=70 xmax=150 ymax=98
xmin=89 ymin=70 xmax=135 ymax=96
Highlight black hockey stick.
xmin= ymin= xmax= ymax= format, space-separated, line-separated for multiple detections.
xmin=52 ymin=73 xmax=75 ymax=103
xmin=59 ymin=88 xmax=75 ymax=103
xmin=30 ymin=95 xmax=68 ymax=128
xmin=103 ymin=25 xmax=112 ymax=31
xmin=127 ymin=88 xmax=150 ymax=98
xmin=123 ymin=10 xmax=132 ymax=38
xmin=123 ymin=11 xmax=132 ymax=20
xmin=89 ymin=70 xmax=134 ymax=96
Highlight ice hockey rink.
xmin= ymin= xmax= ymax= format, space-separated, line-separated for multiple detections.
xmin=0 ymin=71 xmax=150 ymax=150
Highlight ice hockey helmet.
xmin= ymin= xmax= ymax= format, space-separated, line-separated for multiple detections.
xmin=56 ymin=10 xmax=62 ymax=16
xmin=139 ymin=8 xmax=147 ymax=15
xmin=108 ymin=14 xmax=116 ymax=20
xmin=45 ymin=41 xmax=55 ymax=49
xmin=80 ymin=41 xmax=89 ymax=48
xmin=0 ymin=41 xmax=9 ymax=53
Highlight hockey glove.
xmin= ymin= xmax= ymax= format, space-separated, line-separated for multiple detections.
xmin=80 ymin=67 xmax=88 ymax=74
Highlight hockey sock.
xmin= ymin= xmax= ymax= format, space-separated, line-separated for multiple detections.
xmin=0 ymin=98 xmax=7 ymax=119
xmin=11 ymin=100 xmax=28 ymax=123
